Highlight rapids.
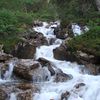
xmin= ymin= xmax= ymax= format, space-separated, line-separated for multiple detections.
xmin=33 ymin=22 xmax=100 ymax=100
xmin=0 ymin=21 xmax=99 ymax=100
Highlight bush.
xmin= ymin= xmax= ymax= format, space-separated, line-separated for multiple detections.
xmin=0 ymin=9 xmax=18 ymax=34
xmin=67 ymin=26 xmax=100 ymax=56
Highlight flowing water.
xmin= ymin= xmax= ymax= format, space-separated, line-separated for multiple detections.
xmin=4 ymin=62 xmax=14 ymax=80
xmin=0 ymin=21 xmax=100 ymax=100
xmin=33 ymin=22 xmax=100 ymax=100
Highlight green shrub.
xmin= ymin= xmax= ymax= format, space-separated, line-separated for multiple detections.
xmin=0 ymin=9 xmax=18 ymax=34
xmin=67 ymin=26 xmax=100 ymax=56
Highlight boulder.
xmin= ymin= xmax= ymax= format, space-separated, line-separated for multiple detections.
xmin=85 ymin=63 xmax=100 ymax=75
xmin=49 ymin=38 xmax=56 ymax=45
xmin=54 ymin=27 xmax=67 ymax=39
xmin=0 ymin=87 xmax=9 ymax=100
xmin=12 ymin=42 xmax=36 ymax=59
xmin=60 ymin=91 xmax=70 ymax=100
xmin=0 ymin=63 xmax=9 ymax=79
xmin=54 ymin=72 xmax=72 ymax=82
xmin=0 ymin=82 xmax=39 ymax=100
xmin=0 ymin=53 xmax=13 ymax=62
xmin=16 ymin=83 xmax=39 ymax=92
xmin=17 ymin=90 xmax=32 ymax=100
xmin=13 ymin=61 xmax=40 ymax=81
xmin=23 ymin=32 xmax=48 ymax=47
xmin=37 ymin=58 xmax=55 ymax=76
xmin=53 ymin=44 xmax=76 ymax=61
xmin=74 ymin=83 xmax=85 ymax=89
xmin=32 ymin=33 xmax=48 ymax=46
xmin=14 ymin=60 xmax=51 ymax=82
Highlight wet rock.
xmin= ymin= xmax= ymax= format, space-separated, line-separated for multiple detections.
xmin=49 ymin=38 xmax=56 ymax=45
xmin=0 ymin=87 xmax=9 ymax=100
xmin=54 ymin=27 xmax=67 ymax=39
xmin=48 ymin=65 xmax=55 ymax=76
xmin=37 ymin=58 xmax=55 ymax=76
xmin=33 ymin=20 xmax=43 ymax=27
xmin=61 ymin=91 xmax=70 ymax=100
xmin=12 ymin=42 xmax=36 ymax=59
xmin=32 ymin=67 xmax=51 ymax=82
xmin=13 ymin=61 xmax=40 ymax=81
xmin=0 ymin=82 xmax=39 ymax=100
xmin=54 ymin=72 xmax=72 ymax=82
xmin=35 ymin=33 xmax=48 ymax=46
xmin=76 ymin=51 xmax=98 ymax=64
xmin=14 ymin=59 xmax=51 ymax=82
xmin=85 ymin=63 xmax=100 ymax=75
xmin=0 ymin=63 xmax=9 ymax=79
xmin=16 ymin=83 xmax=39 ymax=92
xmin=17 ymin=90 xmax=32 ymax=100
xmin=0 ymin=53 xmax=13 ymax=62
xmin=37 ymin=58 xmax=50 ymax=66
xmin=53 ymin=44 xmax=67 ymax=60
xmin=53 ymin=44 xmax=76 ymax=61
xmin=74 ymin=83 xmax=85 ymax=89
xmin=29 ymin=33 xmax=48 ymax=47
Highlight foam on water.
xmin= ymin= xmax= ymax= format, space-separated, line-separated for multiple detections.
xmin=4 ymin=62 xmax=14 ymax=80
xmin=10 ymin=93 xmax=17 ymax=100
xmin=34 ymin=22 xmax=100 ymax=100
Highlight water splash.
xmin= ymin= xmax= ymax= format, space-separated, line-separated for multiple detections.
xmin=4 ymin=62 xmax=14 ymax=80
xmin=10 ymin=93 xmax=17 ymax=100
xmin=33 ymin=22 xmax=100 ymax=100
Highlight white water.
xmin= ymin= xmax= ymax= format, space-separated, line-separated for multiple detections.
xmin=72 ymin=24 xmax=82 ymax=36
xmin=72 ymin=24 xmax=89 ymax=36
xmin=4 ymin=62 xmax=14 ymax=80
xmin=0 ymin=62 xmax=14 ymax=84
xmin=33 ymin=22 xmax=100 ymax=100
xmin=10 ymin=93 xmax=17 ymax=100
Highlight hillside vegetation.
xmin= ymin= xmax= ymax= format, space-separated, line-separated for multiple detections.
xmin=51 ymin=0 xmax=100 ymax=58
xmin=0 ymin=0 xmax=56 ymax=53
xmin=0 ymin=0 xmax=100 ymax=56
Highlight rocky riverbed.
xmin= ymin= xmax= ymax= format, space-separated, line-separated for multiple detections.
xmin=0 ymin=21 xmax=100 ymax=100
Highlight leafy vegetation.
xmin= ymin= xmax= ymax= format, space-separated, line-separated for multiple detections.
xmin=0 ymin=0 xmax=99 ymax=55
xmin=0 ymin=0 xmax=56 ymax=53
xmin=67 ymin=26 xmax=100 ymax=56
xmin=51 ymin=0 xmax=99 ymax=27
xmin=51 ymin=0 xmax=100 ymax=57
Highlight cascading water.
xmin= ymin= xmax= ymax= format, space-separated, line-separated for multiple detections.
xmin=0 ymin=21 xmax=99 ymax=100
xmin=10 ymin=93 xmax=17 ymax=100
xmin=4 ymin=62 xmax=14 ymax=80
xmin=0 ymin=61 xmax=15 ymax=84
xmin=33 ymin=21 xmax=100 ymax=100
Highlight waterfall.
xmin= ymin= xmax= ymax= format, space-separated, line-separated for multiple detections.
xmin=33 ymin=21 xmax=100 ymax=100
xmin=0 ymin=21 xmax=99 ymax=100
xmin=4 ymin=62 xmax=14 ymax=80
xmin=10 ymin=93 xmax=17 ymax=100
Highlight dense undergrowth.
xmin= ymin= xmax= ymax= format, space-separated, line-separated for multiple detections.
xmin=67 ymin=26 xmax=100 ymax=56
xmin=0 ymin=0 xmax=100 ymax=55
xmin=0 ymin=0 xmax=56 ymax=53
xmin=51 ymin=0 xmax=100 ymax=57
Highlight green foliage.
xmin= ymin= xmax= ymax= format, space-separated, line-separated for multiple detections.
xmin=0 ymin=36 xmax=21 ymax=53
xmin=51 ymin=0 xmax=99 ymax=24
xmin=0 ymin=9 xmax=18 ymax=34
xmin=67 ymin=26 xmax=100 ymax=56
xmin=0 ymin=0 xmax=57 ymax=53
